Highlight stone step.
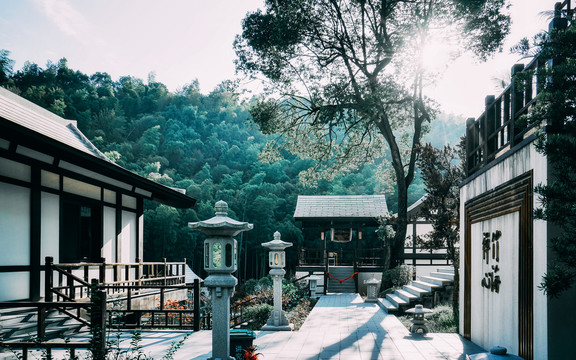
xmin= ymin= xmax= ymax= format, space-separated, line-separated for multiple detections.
xmin=418 ymin=275 xmax=450 ymax=287
xmin=385 ymin=293 xmax=409 ymax=308
xmin=431 ymin=271 xmax=454 ymax=281
xmin=377 ymin=298 xmax=398 ymax=314
xmin=403 ymin=284 xmax=428 ymax=297
xmin=395 ymin=288 xmax=419 ymax=302
xmin=436 ymin=268 xmax=454 ymax=274
xmin=412 ymin=280 xmax=440 ymax=292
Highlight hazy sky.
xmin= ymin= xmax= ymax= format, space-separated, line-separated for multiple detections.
xmin=0 ymin=0 xmax=562 ymax=118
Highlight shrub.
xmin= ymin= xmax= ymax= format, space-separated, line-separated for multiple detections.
xmin=397 ymin=304 xmax=457 ymax=333
xmin=243 ymin=304 xmax=273 ymax=330
xmin=381 ymin=265 xmax=414 ymax=291
xmin=258 ymin=276 xmax=272 ymax=291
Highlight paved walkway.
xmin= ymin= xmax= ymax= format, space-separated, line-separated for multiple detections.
xmin=9 ymin=294 xmax=484 ymax=360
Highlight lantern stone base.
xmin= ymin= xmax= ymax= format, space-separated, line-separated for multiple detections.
xmin=261 ymin=309 xmax=293 ymax=331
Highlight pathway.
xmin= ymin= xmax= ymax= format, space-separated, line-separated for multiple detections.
xmin=4 ymin=294 xmax=484 ymax=360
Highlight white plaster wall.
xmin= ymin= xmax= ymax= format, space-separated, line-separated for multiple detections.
xmin=0 ymin=182 xmax=30 ymax=266
xmin=41 ymin=192 xmax=59 ymax=262
xmin=0 ymin=272 xmax=29 ymax=301
xmin=460 ymin=141 xmax=549 ymax=358
xmin=470 ymin=214 xmax=519 ymax=354
xmin=138 ymin=213 xmax=144 ymax=261
xmin=103 ymin=206 xmax=116 ymax=262
xmin=121 ymin=210 xmax=137 ymax=263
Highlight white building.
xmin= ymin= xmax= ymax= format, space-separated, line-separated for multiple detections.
xmin=0 ymin=86 xmax=196 ymax=302
xmin=459 ymin=12 xmax=576 ymax=358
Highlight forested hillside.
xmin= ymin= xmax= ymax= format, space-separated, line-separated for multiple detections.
xmin=0 ymin=54 xmax=465 ymax=280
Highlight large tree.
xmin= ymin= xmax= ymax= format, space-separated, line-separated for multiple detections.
xmin=235 ymin=0 xmax=510 ymax=267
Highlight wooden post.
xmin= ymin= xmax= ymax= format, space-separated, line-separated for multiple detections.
xmin=510 ymin=63 xmax=525 ymax=145
xmin=163 ymin=258 xmax=167 ymax=286
xmin=465 ymin=118 xmax=475 ymax=175
xmin=45 ymin=256 xmax=53 ymax=302
xmin=90 ymin=279 xmax=107 ymax=360
xmin=67 ymin=266 xmax=75 ymax=300
xmin=485 ymin=95 xmax=496 ymax=161
xmin=37 ymin=306 xmax=46 ymax=341
xmin=99 ymin=257 xmax=106 ymax=285
xmin=194 ymin=278 xmax=201 ymax=331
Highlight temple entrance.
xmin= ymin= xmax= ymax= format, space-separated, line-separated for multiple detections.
xmin=294 ymin=195 xmax=388 ymax=294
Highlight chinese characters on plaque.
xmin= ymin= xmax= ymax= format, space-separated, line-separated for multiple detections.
xmin=481 ymin=230 xmax=501 ymax=293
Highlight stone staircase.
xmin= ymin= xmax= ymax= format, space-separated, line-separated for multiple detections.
xmin=326 ymin=266 xmax=357 ymax=293
xmin=378 ymin=268 xmax=454 ymax=314
xmin=0 ymin=307 xmax=86 ymax=342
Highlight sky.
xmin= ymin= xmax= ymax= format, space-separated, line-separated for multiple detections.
xmin=0 ymin=0 xmax=564 ymax=119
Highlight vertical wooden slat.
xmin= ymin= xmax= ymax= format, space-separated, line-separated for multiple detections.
xmin=464 ymin=211 xmax=471 ymax=339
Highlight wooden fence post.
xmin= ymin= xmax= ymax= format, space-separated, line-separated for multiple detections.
xmin=194 ymin=278 xmax=201 ymax=331
xmin=90 ymin=279 xmax=107 ymax=360
xmin=99 ymin=257 xmax=106 ymax=285
xmin=45 ymin=256 xmax=53 ymax=302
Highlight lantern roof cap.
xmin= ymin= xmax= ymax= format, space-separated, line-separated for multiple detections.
xmin=188 ymin=200 xmax=253 ymax=236
xmin=262 ymin=231 xmax=293 ymax=250
xmin=405 ymin=304 xmax=433 ymax=314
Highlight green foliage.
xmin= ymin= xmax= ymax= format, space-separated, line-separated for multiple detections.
xmin=398 ymin=304 xmax=458 ymax=333
xmin=417 ymin=142 xmax=464 ymax=314
xmin=243 ymin=304 xmax=273 ymax=330
xmin=381 ymin=265 xmax=414 ymax=291
xmin=513 ymin=23 xmax=576 ymax=297
xmin=0 ymin=50 xmax=462 ymax=281
xmin=234 ymin=0 xmax=510 ymax=270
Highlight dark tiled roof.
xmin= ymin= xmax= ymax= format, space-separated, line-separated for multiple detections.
xmin=0 ymin=87 xmax=108 ymax=159
xmin=0 ymin=87 xmax=195 ymax=208
xmin=294 ymin=195 xmax=388 ymax=219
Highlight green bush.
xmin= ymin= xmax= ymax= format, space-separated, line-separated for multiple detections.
xmin=397 ymin=304 xmax=457 ymax=333
xmin=381 ymin=265 xmax=414 ymax=290
xmin=258 ymin=276 xmax=272 ymax=291
xmin=243 ymin=303 xmax=273 ymax=330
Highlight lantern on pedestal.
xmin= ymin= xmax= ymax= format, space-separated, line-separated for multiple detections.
xmin=189 ymin=200 xmax=253 ymax=360
xmin=261 ymin=231 xmax=293 ymax=331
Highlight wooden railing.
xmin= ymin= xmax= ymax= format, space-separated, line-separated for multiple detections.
xmin=46 ymin=256 xmax=187 ymax=302
xmin=403 ymin=246 xmax=451 ymax=266
xmin=0 ymin=287 xmax=107 ymax=359
xmin=102 ymin=280 xmax=206 ymax=330
xmin=230 ymin=293 xmax=270 ymax=329
xmin=355 ymin=248 xmax=386 ymax=267
xmin=466 ymin=0 xmax=573 ymax=176
xmin=298 ymin=248 xmax=324 ymax=266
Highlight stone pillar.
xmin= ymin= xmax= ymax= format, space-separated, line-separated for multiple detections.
xmin=261 ymin=231 xmax=293 ymax=331
xmin=189 ymin=201 xmax=253 ymax=360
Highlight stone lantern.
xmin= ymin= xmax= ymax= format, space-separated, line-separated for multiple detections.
xmin=364 ymin=275 xmax=381 ymax=303
xmin=405 ymin=304 xmax=433 ymax=334
xmin=308 ymin=275 xmax=320 ymax=298
xmin=189 ymin=200 xmax=253 ymax=360
xmin=261 ymin=231 xmax=294 ymax=331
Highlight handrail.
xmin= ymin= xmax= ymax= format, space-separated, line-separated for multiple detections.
xmin=465 ymin=1 xmax=573 ymax=177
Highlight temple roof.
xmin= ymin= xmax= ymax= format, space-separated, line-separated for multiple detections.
xmin=0 ymin=86 xmax=196 ymax=208
xmin=294 ymin=195 xmax=388 ymax=223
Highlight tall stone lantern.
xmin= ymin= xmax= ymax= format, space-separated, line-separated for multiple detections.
xmin=189 ymin=200 xmax=253 ymax=360
xmin=261 ymin=231 xmax=294 ymax=331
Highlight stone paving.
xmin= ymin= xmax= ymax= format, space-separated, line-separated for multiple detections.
xmin=5 ymin=293 xmax=484 ymax=359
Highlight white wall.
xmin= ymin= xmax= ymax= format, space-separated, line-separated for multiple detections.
xmin=460 ymin=142 xmax=549 ymax=359
xmin=121 ymin=211 xmax=137 ymax=263
xmin=0 ymin=182 xmax=30 ymax=266
xmin=41 ymin=192 xmax=60 ymax=262
xmin=103 ymin=206 xmax=116 ymax=262
xmin=0 ymin=272 xmax=29 ymax=301
xmin=470 ymin=214 xmax=519 ymax=354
